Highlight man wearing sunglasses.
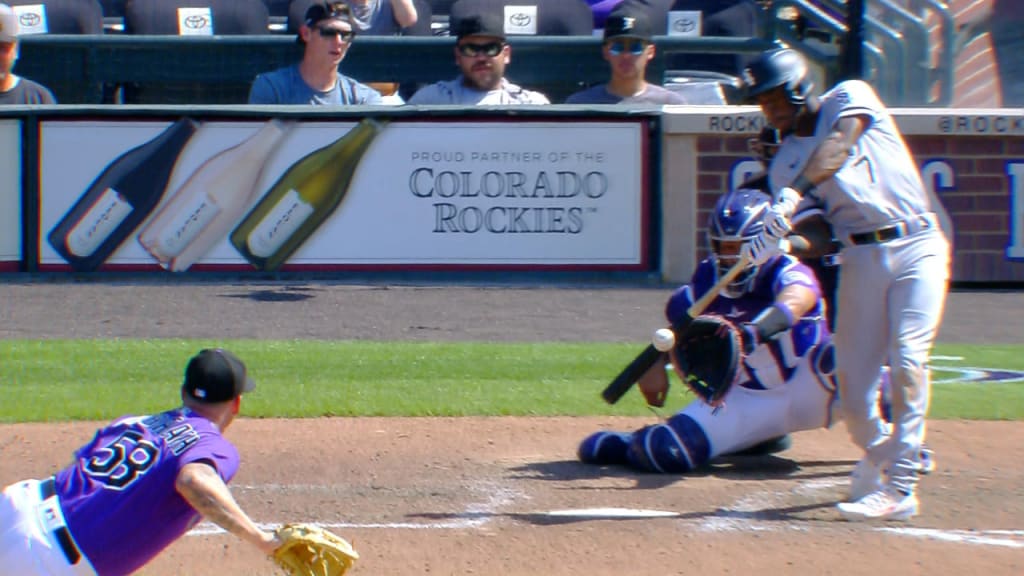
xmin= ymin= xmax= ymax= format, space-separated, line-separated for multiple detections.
xmin=248 ymin=1 xmax=382 ymax=105
xmin=407 ymin=11 xmax=549 ymax=105
xmin=565 ymin=9 xmax=685 ymax=105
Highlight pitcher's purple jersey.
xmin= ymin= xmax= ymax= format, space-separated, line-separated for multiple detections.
xmin=52 ymin=407 xmax=240 ymax=576
xmin=666 ymin=255 xmax=828 ymax=390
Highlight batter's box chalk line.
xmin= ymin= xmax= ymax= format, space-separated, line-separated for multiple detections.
xmin=189 ymin=481 xmax=524 ymax=535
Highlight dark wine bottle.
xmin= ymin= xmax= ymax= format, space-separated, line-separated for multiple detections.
xmin=230 ymin=118 xmax=384 ymax=272
xmin=47 ymin=118 xmax=200 ymax=271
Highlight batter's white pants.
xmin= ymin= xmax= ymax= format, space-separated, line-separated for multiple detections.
xmin=0 ymin=480 xmax=97 ymax=576
xmin=835 ymin=227 xmax=950 ymax=495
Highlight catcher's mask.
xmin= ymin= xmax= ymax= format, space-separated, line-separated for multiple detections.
xmin=708 ymin=188 xmax=771 ymax=298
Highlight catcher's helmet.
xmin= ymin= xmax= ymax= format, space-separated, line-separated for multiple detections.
xmin=708 ymin=188 xmax=771 ymax=297
xmin=742 ymin=48 xmax=814 ymax=105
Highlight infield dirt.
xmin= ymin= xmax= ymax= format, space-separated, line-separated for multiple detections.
xmin=1 ymin=282 xmax=1021 ymax=575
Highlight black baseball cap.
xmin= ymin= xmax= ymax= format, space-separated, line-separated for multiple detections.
xmin=451 ymin=12 xmax=506 ymax=41
xmin=298 ymin=1 xmax=352 ymax=44
xmin=604 ymin=10 xmax=653 ymax=41
xmin=182 ymin=349 xmax=255 ymax=403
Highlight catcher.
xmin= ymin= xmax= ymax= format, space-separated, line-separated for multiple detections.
xmin=0 ymin=349 xmax=357 ymax=576
xmin=579 ymin=188 xmax=839 ymax=473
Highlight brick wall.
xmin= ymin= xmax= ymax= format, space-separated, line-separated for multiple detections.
xmin=693 ymin=133 xmax=1024 ymax=284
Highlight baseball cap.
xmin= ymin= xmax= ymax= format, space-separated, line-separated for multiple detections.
xmin=0 ymin=3 xmax=19 ymax=43
xmin=451 ymin=11 xmax=506 ymax=41
xmin=182 ymin=349 xmax=255 ymax=403
xmin=603 ymin=10 xmax=653 ymax=41
xmin=297 ymin=1 xmax=352 ymax=44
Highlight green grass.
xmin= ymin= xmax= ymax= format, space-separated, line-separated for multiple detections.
xmin=2 ymin=340 xmax=1022 ymax=422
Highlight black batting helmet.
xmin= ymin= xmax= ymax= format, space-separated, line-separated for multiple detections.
xmin=742 ymin=48 xmax=814 ymax=105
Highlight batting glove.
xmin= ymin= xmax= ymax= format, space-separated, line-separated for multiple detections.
xmin=764 ymin=187 xmax=801 ymax=239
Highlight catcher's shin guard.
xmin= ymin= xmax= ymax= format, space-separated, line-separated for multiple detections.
xmin=627 ymin=414 xmax=710 ymax=473
xmin=578 ymin=431 xmax=631 ymax=465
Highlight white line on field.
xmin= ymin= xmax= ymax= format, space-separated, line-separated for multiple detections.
xmin=698 ymin=477 xmax=1024 ymax=548
xmin=188 ymin=480 xmax=521 ymax=536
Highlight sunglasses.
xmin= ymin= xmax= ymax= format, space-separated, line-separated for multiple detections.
xmin=607 ymin=39 xmax=647 ymax=56
xmin=317 ymin=27 xmax=355 ymax=42
xmin=457 ymin=42 xmax=505 ymax=58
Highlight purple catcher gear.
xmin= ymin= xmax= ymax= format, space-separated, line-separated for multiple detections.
xmin=707 ymin=188 xmax=772 ymax=298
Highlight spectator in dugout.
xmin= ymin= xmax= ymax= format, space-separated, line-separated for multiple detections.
xmin=0 ymin=3 xmax=57 ymax=104
xmin=248 ymin=1 xmax=382 ymax=105
xmin=407 ymin=9 xmax=549 ymax=104
xmin=345 ymin=0 xmax=418 ymax=34
xmin=565 ymin=6 xmax=687 ymax=104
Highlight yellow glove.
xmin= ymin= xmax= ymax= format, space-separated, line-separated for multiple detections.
xmin=272 ymin=523 xmax=359 ymax=576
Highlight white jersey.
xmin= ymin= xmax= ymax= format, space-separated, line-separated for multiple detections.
xmin=768 ymin=80 xmax=932 ymax=240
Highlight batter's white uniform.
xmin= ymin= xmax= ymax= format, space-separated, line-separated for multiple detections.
xmin=769 ymin=80 xmax=952 ymax=494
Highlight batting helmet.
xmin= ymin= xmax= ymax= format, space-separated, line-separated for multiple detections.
xmin=742 ymin=48 xmax=814 ymax=105
xmin=708 ymin=188 xmax=772 ymax=297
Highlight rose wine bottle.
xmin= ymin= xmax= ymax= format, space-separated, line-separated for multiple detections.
xmin=229 ymin=118 xmax=384 ymax=272
xmin=137 ymin=119 xmax=291 ymax=271
xmin=47 ymin=118 xmax=200 ymax=271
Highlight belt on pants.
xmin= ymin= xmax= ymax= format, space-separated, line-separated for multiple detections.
xmin=848 ymin=213 xmax=936 ymax=246
xmin=39 ymin=477 xmax=82 ymax=566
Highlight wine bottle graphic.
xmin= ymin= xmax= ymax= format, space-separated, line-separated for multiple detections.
xmin=137 ymin=119 xmax=291 ymax=272
xmin=47 ymin=118 xmax=200 ymax=272
xmin=230 ymin=118 xmax=384 ymax=272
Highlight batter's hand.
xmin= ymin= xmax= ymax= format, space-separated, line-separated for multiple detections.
xmin=765 ymin=186 xmax=802 ymax=239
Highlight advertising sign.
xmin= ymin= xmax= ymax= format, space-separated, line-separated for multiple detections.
xmin=0 ymin=119 xmax=20 ymax=269
xmin=39 ymin=119 xmax=647 ymax=272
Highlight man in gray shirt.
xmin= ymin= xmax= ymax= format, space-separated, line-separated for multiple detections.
xmin=565 ymin=8 xmax=686 ymax=105
xmin=408 ymin=11 xmax=549 ymax=105
xmin=0 ymin=3 xmax=56 ymax=105
xmin=249 ymin=1 xmax=381 ymax=105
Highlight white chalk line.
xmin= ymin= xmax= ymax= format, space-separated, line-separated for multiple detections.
xmin=193 ymin=480 xmax=1024 ymax=549
xmin=697 ymin=477 xmax=1024 ymax=548
xmin=187 ymin=480 xmax=522 ymax=537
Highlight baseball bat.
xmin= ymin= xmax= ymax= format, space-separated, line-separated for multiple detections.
xmin=601 ymin=255 xmax=751 ymax=404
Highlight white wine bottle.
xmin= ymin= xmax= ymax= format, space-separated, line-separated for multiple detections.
xmin=47 ymin=118 xmax=199 ymax=271
xmin=230 ymin=118 xmax=384 ymax=271
xmin=137 ymin=119 xmax=292 ymax=271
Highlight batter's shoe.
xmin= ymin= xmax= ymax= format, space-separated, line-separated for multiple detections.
xmin=578 ymin=431 xmax=631 ymax=465
xmin=848 ymin=456 xmax=885 ymax=500
xmin=837 ymin=488 xmax=918 ymax=521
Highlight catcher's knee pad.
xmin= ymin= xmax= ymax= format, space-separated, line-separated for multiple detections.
xmin=626 ymin=414 xmax=710 ymax=473
xmin=578 ymin=431 xmax=631 ymax=465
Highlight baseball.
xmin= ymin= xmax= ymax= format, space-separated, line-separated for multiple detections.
xmin=652 ymin=328 xmax=676 ymax=352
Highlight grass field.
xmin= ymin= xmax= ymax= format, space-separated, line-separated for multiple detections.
xmin=2 ymin=340 xmax=1022 ymax=422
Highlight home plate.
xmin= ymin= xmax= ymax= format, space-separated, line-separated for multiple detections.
xmin=546 ymin=508 xmax=681 ymax=519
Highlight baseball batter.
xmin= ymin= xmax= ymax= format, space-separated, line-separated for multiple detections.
xmin=0 ymin=349 xmax=280 ymax=575
xmin=742 ymin=48 xmax=952 ymax=521
xmin=579 ymin=188 xmax=839 ymax=473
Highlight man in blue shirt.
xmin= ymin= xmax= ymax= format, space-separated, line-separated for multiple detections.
xmin=249 ymin=1 xmax=382 ymax=105
xmin=565 ymin=7 xmax=686 ymax=105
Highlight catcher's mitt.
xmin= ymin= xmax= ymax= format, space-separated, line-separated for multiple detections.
xmin=272 ymin=523 xmax=359 ymax=576
xmin=669 ymin=314 xmax=744 ymax=406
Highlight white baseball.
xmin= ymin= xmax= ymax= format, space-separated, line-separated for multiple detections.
xmin=652 ymin=328 xmax=676 ymax=352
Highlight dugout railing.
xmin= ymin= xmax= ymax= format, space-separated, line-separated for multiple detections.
xmin=16 ymin=34 xmax=791 ymax=106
